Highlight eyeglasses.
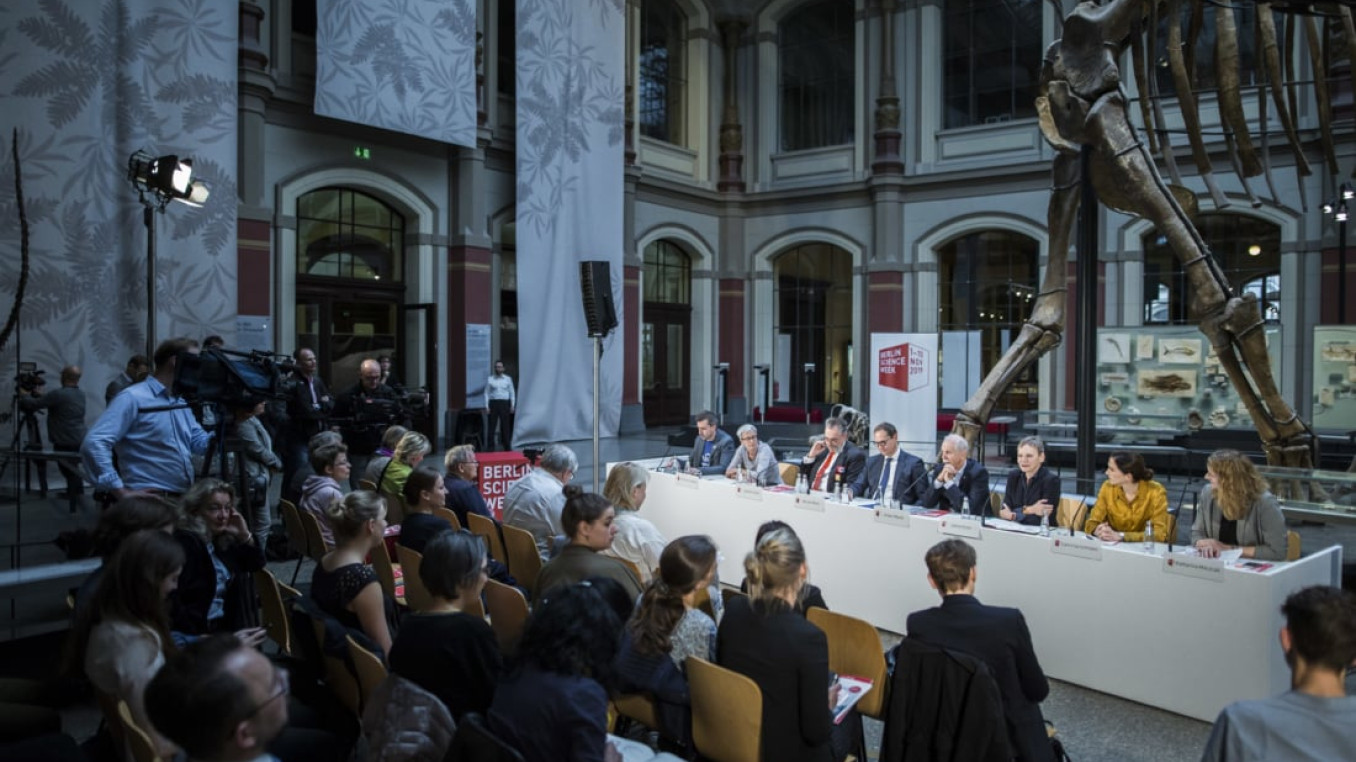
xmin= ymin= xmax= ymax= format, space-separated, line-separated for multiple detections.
xmin=246 ymin=667 xmax=289 ymax=717
xmin=871 ymin=439 xmax=894 ymax=448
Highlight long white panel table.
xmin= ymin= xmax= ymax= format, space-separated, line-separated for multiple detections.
xmin=635 ymin=468 xmax=1342 ymax=722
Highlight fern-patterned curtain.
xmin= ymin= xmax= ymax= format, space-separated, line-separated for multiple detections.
xmin=514 ymin=0 xmax=625 ymax=444
xmin=0 ymin=0 xmax=238 ymax=413
xmin=315 ymin=0 xmax=478 ymax=148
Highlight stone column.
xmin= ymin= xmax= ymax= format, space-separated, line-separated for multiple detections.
xmin=238 ymin=1 xmax=275 ymax=332
xmin=872 ymin=0 xmax=903 ymax=175
xmin=717 ymin=18 xmax=747 ymax=193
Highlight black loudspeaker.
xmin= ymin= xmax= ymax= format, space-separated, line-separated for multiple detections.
xmin=579 ymin=260 xmax=618 ymax=337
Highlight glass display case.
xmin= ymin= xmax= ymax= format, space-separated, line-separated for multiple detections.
xmin=1312 ymin=325 xmax=1356 ymax=431
xmin=1257 ymin=464 xmax=1356 ymax=525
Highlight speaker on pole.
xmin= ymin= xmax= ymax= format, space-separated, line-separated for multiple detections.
xmin=579 ymin=261 xmax=618 ymax=338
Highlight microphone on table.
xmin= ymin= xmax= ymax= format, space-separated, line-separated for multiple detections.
xmin=895 ymin=462 xmax=936 ymax=505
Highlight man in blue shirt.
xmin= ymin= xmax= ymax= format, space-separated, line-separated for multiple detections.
xmin=688 ymin=410 xmax=735 ymax=475
xmin=82 ymin=337 xmax=213 ymax=498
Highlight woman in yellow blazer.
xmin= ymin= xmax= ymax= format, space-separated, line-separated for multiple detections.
xmin=1084 ymin=451 xmax=1170 ymax=543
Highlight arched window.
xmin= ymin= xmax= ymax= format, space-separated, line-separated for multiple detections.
xmin=296 ymin=187 xmax=404 ymax=282
xmin=938 ymin=230 xmax=1040 ymax=410
xmin=779 ymin=1 xmax=855 ymax=151
xmin=943 ymin=0 xmax=1042 ymax=129
xmin=640 ymin=0 xmax=687 ymax=145
xmin=775 ymin=243 xmax=853 ymax=406
xmin=1152 ymin=3 xmax=1258 ymax=96
xmin=1141 ymin=214 xmax=1280 ymax=324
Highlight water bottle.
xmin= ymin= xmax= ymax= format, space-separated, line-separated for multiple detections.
xmin=738 ymin=464 xmax=748 ymax=483
xmin=1144 ymin=520 xmax=1155 ymax=553
xmin=961 ymin=496 xmax=971 ymax=516
xmin=797 ymin=473 xmax=808 ymax=494
xmin=883 ymin=486 xmax=894 ymax=510
xmin=1039 ymin=508 xmax=1050 ymax=537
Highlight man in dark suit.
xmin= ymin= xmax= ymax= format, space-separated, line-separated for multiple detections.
xmin=799 ymin=416 xmax=866 ymax=493
xmin=908 ymin=539 xmax=1053 ymax=762
xmin=689 ymin=409 xmax=736 ymax=475
xmin=848 ymin=421 xmax=928 ymax=504
xmin=920 ymin=433 xmax=990 ymax=513
xmin=282 ymin=347 xmax=334 ymax=490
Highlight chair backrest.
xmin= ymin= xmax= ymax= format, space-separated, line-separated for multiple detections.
xmin=989 ymin=490 xmax=1002 ymax=513
xmin=298 ymin=508 xmax=332 ymax=559
xmin=370 ymin=539 xmax=404 ymax=607
xmin=720 ymin=588 xmax=748 ymax=611
xmin=311 ymin=616 xmax=362 ymax=716
xmin=1056 ymin=496 xmax=1088 ymax=531
xmin=379 ymin=490 xmax=407 ymax=524
xmin=807 ymin=607 xmax=889 ymax=719
xmin=500 ymin=524 xmax=542 ymax=592
xmin=1162 ymin=514 xmax=1178 ymax=545
xmin=279 ymin=499 xmax=309 ymax=558
xmin=358 ymin=478 xmax=378 ymax=492
xmin=777 ymin=462 xmax=798 ymax=486
xmin=254 ymin=568 xmax=293 ymax=656
xmin=1286 ymin=530 xmax=1301 ymax=561
xmin=451 ymin=712 xmax=527 ymax=762
xmin=346 ymin=635 xmax=388 ymax=711
xmin=395 ymin=544 xmax=436 ymax=612
xmin=686 ymin=656 xmax=762 ymax=762
xmin=433 ymin=506 xmax=463 ymax=531
xmin=467 ymin=512 xmax=508 ymax=567
xmin=693 ymin=585 xmax=716 ymax=620
xmin=613 ymin=693 xmax=660 ymax=731
xmin=116 ymin=699 xmax=162 ymax=762
xmin=483 ymin=578 xmax=530 ymax=655
xmin=615 ymin=556 xmax=645 ymax=582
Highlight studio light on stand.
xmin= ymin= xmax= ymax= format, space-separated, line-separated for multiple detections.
xmin=128 ymin=150 xmax=210 ymax=358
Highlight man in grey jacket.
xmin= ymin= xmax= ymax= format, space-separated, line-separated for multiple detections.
xmin=689 ymin=410 xmax=735 ymax=475
xmin=20 ymin=365 xmax=87 ymax=509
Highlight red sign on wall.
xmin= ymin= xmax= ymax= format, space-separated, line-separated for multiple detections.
xmin=477 ymin=451 xmax=532 ymax=521
xmin=878 ymin=342 xmax=931 ymax=393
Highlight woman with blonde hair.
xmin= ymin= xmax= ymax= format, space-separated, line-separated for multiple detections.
xmin=311 ymin=490 xmax=396 ymax=656
xmin=170 ymin=479 xmax=267 ymax=644
xmin=1191 ymin=449 xmax=1287 ymax=560
xmin=601 ymin=461 xmax=667 ymax=582
xmin=379 ymin=430 xmax=431 ymax=497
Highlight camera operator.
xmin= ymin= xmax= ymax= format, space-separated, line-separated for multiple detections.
xmin=19 ymin=365 xmax=87 ymax=507
xmin=82 ymin=338 xmax=213 ymax=498
xmin=335 ymin=358 xmax=406 ymax=489
xmin=280 ymin=347 xmax=333 ymax=490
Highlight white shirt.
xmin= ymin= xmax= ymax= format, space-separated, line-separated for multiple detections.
xmin=486 ymin=374 xmax=516 ymax=406
xmin=603 ymin=510 xmax=667 ymax=583
xmin=503 ymin=468 xmax=565 ymax=560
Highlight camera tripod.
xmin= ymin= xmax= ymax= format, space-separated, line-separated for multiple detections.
xmin=0 ymin=394 xmax=49 ymax=495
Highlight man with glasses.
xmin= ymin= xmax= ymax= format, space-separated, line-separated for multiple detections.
xmin=335 ymin=358 xmax=405 ymax=488
xmin=444 ymin=443 xmax=496 ymax=528
xmin=849 ymin=421 xmax=928 ymax=505
xmin=798 ymin=416 xmax=866 ymax=493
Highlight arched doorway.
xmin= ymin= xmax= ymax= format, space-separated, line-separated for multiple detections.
xmin=642 ymin=239 xmax=692 ymax=426
xmin=774 ymin=242 xmax=853 ymax=408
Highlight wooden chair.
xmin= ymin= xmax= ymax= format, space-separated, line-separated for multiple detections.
xmin=483 ymin=578 xmax=529 ymax=655
xmin=451 ymin=712 xmax=527 ymax=762
xmin=299 ymin=508 xmax=332 ymax=559
xmin=686 ymin=656 xmax=762 ymax=762
xmin=433 ymin=506 xmax=463 ymax=531
xmin=778 ymin=462 xmax=799 ymax=486
xmin=380 ymin=489 xmax=407 ymax=524
xmin=255 ymin=568 xmax=295 ymax=656
xmin=278 ymin=499 xmax=309 ymax=584
xmin=501 ymin=524 xmax=542 ymax=592
xmin=395 ymin=545 xmax=435 ymax=612
xmin=807 ymin=607 xmax=889 ymax=719
xmin=371 ymin=539 xmax=406 ymax=608
xmin=613 ymin=693 xmax=660 ymax=733
xmin=989 ymin=490 xmax=1002 ymax=514
xmin=1286 ymin=530 xmax=1301 ymax=561
xmin=693 ymin=585 xmax=716 ymax=620
xmin=1056 ymin=496 xmax=1088 ymax=531
xmin=615 ymin=556 xmax=645 ymax=582
xmin=467 ymin=513 xmax=508 ymax=566
xmin=1162 ymin=514 xmax=1178 ymax=545
xmin=116 ymin=699 xmax=163 ymax=762
xmin=311 ymin=617 xmax=361 ymax=716
xmin=358 ymin=478 xmax=378 ymax=491
xmin=347 ymin=635 xmax=388 ymax=711
xmin=720 ymin=588 xmax=748 ymax=611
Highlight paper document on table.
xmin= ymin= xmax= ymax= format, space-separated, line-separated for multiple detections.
xmin=833 ymin=675 xmax=873 ymax=724
xmin=986 ymin=518 xmax=1042 ymax=534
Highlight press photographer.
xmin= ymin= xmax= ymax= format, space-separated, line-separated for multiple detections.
xmin=19 ymin=364 xmax=87 ymax=508
xmin=334 ymin=358 xmax=409 ymax=488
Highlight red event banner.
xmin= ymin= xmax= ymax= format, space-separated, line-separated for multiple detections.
xmin=478 ymin=451 xmax=532 ymax=521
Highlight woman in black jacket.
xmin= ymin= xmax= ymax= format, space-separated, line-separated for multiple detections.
xmin=999 ymin=436 xmax=1061 ymax=526
xmin=169 ymin=479 xmax=266 ymax=646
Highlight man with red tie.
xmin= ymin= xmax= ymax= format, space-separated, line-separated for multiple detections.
xmin=798 ymin=416 xmax=866 ymax=494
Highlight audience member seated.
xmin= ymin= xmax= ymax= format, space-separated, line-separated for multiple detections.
xmin=848 ymin=422 xmax=927 ymax=504
xmin=798 ymin=417 xmax=867 ymax=493
xmin=534 ymin=487 xmax=643 ymax=603
xmin=920 ymin=433 xmax=990 ymax=514
xmin=74 ymin=494 xmax=179 ymax=615
xmin=1201 ymin=586 xmax=1356 ymax=762
xmin=725 ymin=424 xmax=780 ymax=486
xmin=311 ymin=490 xmax=396 ymax=657
xmin=718 ymin=527 xmax=854 ymax=762
xmin=601 ymin=462 xmax=667 ymax=583
xmin=1000 ymin=436 xmax=1060 ymax=526
xmin=170 ymin=480 xmax=267 ymax=645
xmin=397 ymin=467 xmax=454 ymax=554
xmin=1191 ymin=449 xmax=1287 ymax=561
xmin=298 ymin=442 xmax=349 ymax=547
xmin=145 ymin=634 xmax=290 ymax=762
xmin=690 ymin=410 xmax=736 ymax=475
xmin=284 ymin=430 xmax=343 ymax=508
xmin=70 ymin=530 xmax=184 ymax=759
xmin=443 ymin=444 xmax=495 ymax=527
xmin=1085 ymin=451 xmax=1169 ymax=543
xmin=907 ymin=539 xmax=1052 ymax=762
xmin=489 ymin=581 xmax=681 ymax=762
xmin=388 ymin=531 xmax=502 ymax=719
xmin=503 ymin=443 xmax=576 ymax=561
xmin=362 ymin=425 xmax=407 ymax=487
xmin=615 ymin=536 xmax=720 ymax=749
xmin=739 ymin=520 xmax=828 ymax=615
xmin=378 ymin=431 xmax=431 ymax=497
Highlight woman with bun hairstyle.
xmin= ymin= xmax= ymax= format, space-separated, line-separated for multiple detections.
xmin=1191 ymin=449 xmax=1287 ymax=560
xmin=718 ymin=528 xmax=851 ymax=762
xmin=1085 ymin=451 xmax=1170 ymax=543
xmin=310 ymin=490 xmax=396 ymax=656
xmin=533 ymin=485 xmax=643 ymax=603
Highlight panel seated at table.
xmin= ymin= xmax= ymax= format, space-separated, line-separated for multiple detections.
xmin=634 ymin=469 xmax=1341 ymax=722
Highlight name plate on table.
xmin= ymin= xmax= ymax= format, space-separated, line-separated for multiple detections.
xmin=938 ymin=515 xmax=983 ymax=539
xmin=675 ymin=473 xmax=701 ymax=489
xmin=874 ymin=504 xmax=910 ymax=527
xmin=1163 ymin=552 xmax=1224 ymax=582
xmin=735 ymin=484 xmax=764 ymax=501
xmin=1049 ymin=533 xmax=1102 ymax=561
xmin=794 ymin=494 xmax=827 ymax=512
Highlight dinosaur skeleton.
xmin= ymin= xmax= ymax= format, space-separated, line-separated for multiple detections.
xmin=950 ymin=0 xmax=1354 ymax=471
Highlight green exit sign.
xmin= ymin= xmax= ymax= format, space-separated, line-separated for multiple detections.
xmin=353 ymin=146 xmax=371 ymax=160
